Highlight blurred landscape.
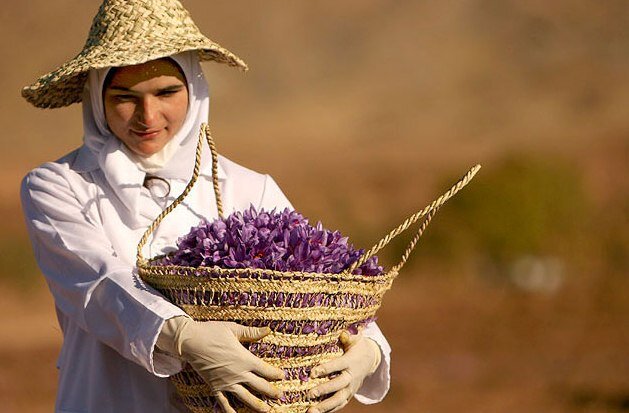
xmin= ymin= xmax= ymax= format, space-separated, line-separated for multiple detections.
xmin=1 ymin=1 xmax=627 ymax=412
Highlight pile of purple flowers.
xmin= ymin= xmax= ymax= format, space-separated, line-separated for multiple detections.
xmin=162 ymin=206 xmax=383 ymax=275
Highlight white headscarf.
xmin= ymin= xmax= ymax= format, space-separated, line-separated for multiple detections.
xmin=81 ymin=51 xmax=212 ymax=222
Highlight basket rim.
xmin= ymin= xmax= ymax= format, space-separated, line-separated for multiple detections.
xmin=138 ymin=257 xmax=397 ymax=283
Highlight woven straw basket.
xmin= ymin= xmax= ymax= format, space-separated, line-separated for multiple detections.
xmin=138 ymin=124 xmax=480 ymax=412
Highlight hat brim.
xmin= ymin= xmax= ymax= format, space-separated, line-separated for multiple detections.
xmin=22 ymin=40 xmax=247 ymax=109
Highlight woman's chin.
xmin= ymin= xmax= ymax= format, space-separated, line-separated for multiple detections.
xmin=124 ymin=143 xmax=164 ymax=157
xmin=137 ymin=148 xmax=161 ymax=157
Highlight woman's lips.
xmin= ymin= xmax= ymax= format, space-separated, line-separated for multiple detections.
xmin=131 ymin=129 xmax=162 ymax=139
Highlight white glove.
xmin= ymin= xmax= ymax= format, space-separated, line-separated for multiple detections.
xmin=306 ymin=331 xmax=382 ymax=413
xmin=157 ymin=316 xmax=284 ymax=413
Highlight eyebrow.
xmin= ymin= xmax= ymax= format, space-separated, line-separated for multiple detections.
xmin=107 ymin=84 xmax=185 ymax=93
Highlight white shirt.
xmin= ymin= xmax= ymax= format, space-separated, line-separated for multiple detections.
xmin=21 ymin=144 xmax=391 ymax=413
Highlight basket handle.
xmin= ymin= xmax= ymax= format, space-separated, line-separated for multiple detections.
xmin=346 ymin=164 xmax=481 ymax=274
xmin=136 ymin=123 xmax=223 ymax=264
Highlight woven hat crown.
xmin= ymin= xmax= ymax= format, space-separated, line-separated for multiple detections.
xmin=22 ymin=0 xmax=247 ymax=109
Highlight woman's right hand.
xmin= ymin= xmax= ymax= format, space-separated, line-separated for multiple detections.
xmin=158 ymin=317 xmax=284 ymax=413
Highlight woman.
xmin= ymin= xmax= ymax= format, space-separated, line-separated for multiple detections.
xmin=20 ymin=1 xmax=391 ymax=412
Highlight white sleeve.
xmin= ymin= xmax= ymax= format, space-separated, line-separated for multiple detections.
xmin=259 ymin=174 xmax=392 ymax=403
xmin=20 ymin=165 xmax=188 ymax=377
xmin=356 ymin=321 xmax=392 ymax=403
xmin=259 ymin=174 xmax=295 ymax=211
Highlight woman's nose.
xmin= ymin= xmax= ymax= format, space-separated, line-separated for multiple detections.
xmin=136 ymin=97 xmax=158 ymax=126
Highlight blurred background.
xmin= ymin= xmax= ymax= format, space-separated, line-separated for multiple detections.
xmin=1 ymin=1 xmax=627 ymax=412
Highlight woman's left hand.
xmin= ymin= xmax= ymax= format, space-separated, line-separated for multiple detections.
xmin=306 ymin=331 xmax=382 ymax=413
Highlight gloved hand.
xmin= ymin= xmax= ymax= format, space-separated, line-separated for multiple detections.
xmin=157 ymin=316 xmax=284 ymax=413
xmin=306 ymin=331 xmax=382 ymax=413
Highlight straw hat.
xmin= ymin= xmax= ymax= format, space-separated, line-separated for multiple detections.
xmin=22 ymin=0 xmax=248 ymax=109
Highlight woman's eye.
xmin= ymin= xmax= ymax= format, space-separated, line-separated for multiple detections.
xmin=113 ymin=94 xmax=135 ymax=102
xmin=158 ymin=90 xmax=177 ymax=97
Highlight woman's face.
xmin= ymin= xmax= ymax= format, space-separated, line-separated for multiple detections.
xmin=103 ymin=59 xmax=188 ymax=157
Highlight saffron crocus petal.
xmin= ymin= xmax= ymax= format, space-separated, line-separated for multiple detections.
xmin=298 ymin=369 xmax=309 ymax=382
xmin=159 ymin=207 xmax=384 ymax=277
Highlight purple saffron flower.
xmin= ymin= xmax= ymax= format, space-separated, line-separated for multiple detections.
xmin=161 ymin=206 xmax=383 ymax=276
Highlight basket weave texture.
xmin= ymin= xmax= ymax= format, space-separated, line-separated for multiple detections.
xmin=137 ymin=124 xmax=480 ymax=412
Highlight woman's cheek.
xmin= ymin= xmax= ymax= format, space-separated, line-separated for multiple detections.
xmin=105 ymin=102 xmax=133 ymax=132
xmin=171 ymin=98 xmax=189 ymax=130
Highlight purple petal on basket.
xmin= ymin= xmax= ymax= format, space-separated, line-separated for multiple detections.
xmin=248 ymin=257 xmax=263 ymax=269
xmin=298 ymin=368 xmax=309 ymax=382
xmin=347 ymin=323 xmax=360 ymax=335
xmin=276 ymin=346 xmax=286 ymax=357
xmin=316 ymin=322 xmax=328 ymax=335
xmin=227 ymin=292 xmax=238 ymax=306
xmin=156 ymin=206 xmax=386 ymax=276
xmin=285 ymin=321 xmax=295 ymax=334
xmin=275 ymin=292 xmax=285 ymax=307
xmin=258 ymin=293 xmax=268 ymax=307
